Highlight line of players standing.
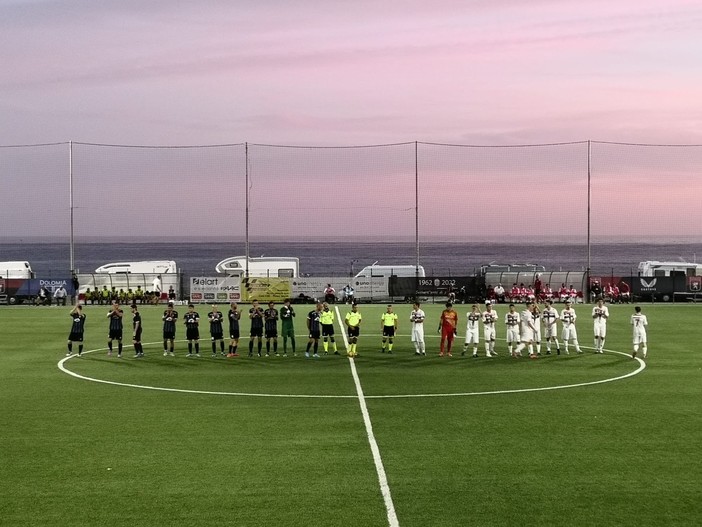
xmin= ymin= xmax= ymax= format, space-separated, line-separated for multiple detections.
xmin=432 ymin=298 xmax=648 ymax=360
xmin=65 ymin=298 xmax=649 ymax=361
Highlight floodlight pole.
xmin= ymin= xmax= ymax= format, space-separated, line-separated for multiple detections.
xmin=245 ymin=142 xmax=250 ymax=278
xmin=587 ymin=140 xmax=592 ymax=296
xmin=69 ymin=140 xmax=75 ymax=273
xmin=415 ymin=141 xmax=420 ymax=299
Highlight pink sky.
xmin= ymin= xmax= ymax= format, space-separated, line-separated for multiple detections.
xmin=1 ymin=0 xmax=701 ymax=239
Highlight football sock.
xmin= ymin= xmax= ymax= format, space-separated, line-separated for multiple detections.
xmin=323 ymin=340 xmax=329 ymax=352
xmin=188 ymin=343 xmax=193 ymax=354
xmin=68 ymin=342 xmax=72 ymax=352
xmin=195 ymin=343 xmax=199 ymax=353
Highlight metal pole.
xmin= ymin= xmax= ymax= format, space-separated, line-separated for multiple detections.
xmin=69 ymin=140 xmax=75 ymax=273
xmin=587 ymin=140 xmax=592 ymax=300
xmin=245 ymin=142 xmax=250 ymax=278
xmin=415 ymin=141 xmax=420 ymax=300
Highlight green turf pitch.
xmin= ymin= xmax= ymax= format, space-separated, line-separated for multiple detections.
xmin=1 ymin=302 xmax=701 ymax=526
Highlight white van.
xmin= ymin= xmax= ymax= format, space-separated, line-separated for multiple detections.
xmin=215 ymin=256 xmax=299 ymax=278
xmin=94 ymin=260 xmax=177 ymax=274
xmin=0 ymin=261 xmax=35 ymax=279
xmin=354 ymin=264 xmax=425 ymax=279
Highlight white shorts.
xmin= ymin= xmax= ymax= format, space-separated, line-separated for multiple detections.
xmin=411 ymin=325 xmax=425 ymax=343
xmin=506 ymin=327 xmax=519 ymax=343
xmin=532 ymin=328 xmax=541 ymax=342
xmin=465 ymin=329 xmax=480 ymax=345
xmin=633 ymin=329 xmax=647 ymax=345
xmin=594 ymin=322 xmax=607 ymax=338
xmin=562 ymin=325 xmax=578 ymax=341
xmin=484 ymin=326 xmax=496 ymax=341
xmin=520 ymin=328 xmax=535 ymax=343
xmin=544 ymin=323 xmax=558 ymax=339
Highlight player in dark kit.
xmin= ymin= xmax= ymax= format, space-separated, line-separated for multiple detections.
xmin=208 ymin=304 xmax=225 ymax=357
xmin=184 ymin=304 xmax=201 ymax=357
xmin=227 ymin=302 xmax=241 ymax=357
xmin=162 ymin=302 xmax=178 ymax=356
xmin=66 ymin=305 xmax=86 ymax=357
xmin=264 ymin=301 xmax=279 ymax=356
xmin=249 ymin=300 xmax=265 ymax=357
xmin=305 ymin=302 xmax=323 ymax=359
xmin=280 ymin=299 xmax=296 ymax=356
xmin=132 ymin=304 xmax=144 ymax=357
xmin=106 ymin=301 xmax=124 ymax=358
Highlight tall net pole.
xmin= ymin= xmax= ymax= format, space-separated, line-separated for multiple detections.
xmin=69 ymin=140 xmax=74 ymax=273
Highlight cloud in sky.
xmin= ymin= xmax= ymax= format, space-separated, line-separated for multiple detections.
xmin=1 ymin=0 xmax=701 ymax=241
xmin=2 ymin=0 xmax=702 ymax=144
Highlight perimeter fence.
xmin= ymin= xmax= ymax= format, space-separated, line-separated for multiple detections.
xmin=1 ymin=140 xmax=701 ymax=285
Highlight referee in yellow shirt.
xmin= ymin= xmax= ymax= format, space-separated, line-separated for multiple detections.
xmin=320 ymin=302 xmax=338 ymax=355
xmin=345 ymin=303 xmax=362 ymax=357
xmin=380 ymin=305 xmax=398 ymax=353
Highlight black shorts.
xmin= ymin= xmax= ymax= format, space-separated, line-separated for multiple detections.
xmin=322 ymin=324 xmax=334 ymax=337
xmin=265 ymin=328 xmax=278 ymax=339
xmin=211 ymin=332 xmax=223 ymax=341
xmin=229 ymin=329 xmax=240 ymax=340
xmin=348 ymin=327 xmax=360 ymax=338
xmin=108 ymin=329 xmax=123 ymax=340
xmin=250 ymin=327 xmax=263 ymax=338
xmin=309 ymin=330 xmax=320 ymax=340
xmin=382 ymin=326 xmax=395 ymax=338
xmin=163 ymin=330 xmax=176 ymax=340
xmin=133 ymin=328 xmax=142 ymax=341
xmin=68 ymin=332 xmax=84 ymax=342
xmin=186 ymin=328 xmax=200 ymax=341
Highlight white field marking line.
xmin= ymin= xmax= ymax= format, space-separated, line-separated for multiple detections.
xmin=335 ymin=305 xmax=350 ymax=351
xmin=338 ymin=305 xmax=400 ymax=527
xmin=58 ymin=344 xmax=358 ymax=398
xmin=58 ymin=343 xmax=645 ymax=399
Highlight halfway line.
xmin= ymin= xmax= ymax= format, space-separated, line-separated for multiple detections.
xmin=337 ymin=305 xmax=400 ymax=527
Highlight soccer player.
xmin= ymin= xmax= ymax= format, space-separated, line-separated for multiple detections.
xmin=531 ymin=302 xmax=542 ymax=355
xmin=345 ymin=303 xmax=362 ymax=357
xmin=306 ymin=302 xmax=323 ymax=358
xmin=106 ymin=301 xmax=124 ymax=358
xmin=438 ymin=302 xmax=458 ymax=357
xmin=482 ymin=301 xmax=498 ymax=357
xmin=66 ymin=305 xmax=86 ymax=357
xmin=504 ymin=304 xmax=520 ymax=356
xmin=162 ymin=302 xmax=178 ymax=356
xmin=462 ymin=304 xmax=481 ymax=357
xmin=381 ymin=304 xmax=398 ymax=354
xmin=560 ymin=300 xmax=582 ymax=354
xmin=592 ymin=298 xmax=609 ymax=354
xmin=514 ymin=303 xmax=537 ymax=359
xmin=280 ymin=298 xmax=296 ymax=357
xmin=542 ymin=299 xmax=561 ymax=355
xmin=320 ymin=302 xmax=338 ymax=355
xmin=132 ymin=304 xmax=143 ymax=358
xmin=184 ymin=303 xmax=201 ymax=357
xmin=631 ymin=306 xmax=648 ymax=359
xmin=248 ymin=299 xmax=264 ymax=357
xmin=264 ymin=301 xmax=279 ymax=356
xmin=227 ymin=302 xmax=241 ymax=357
xmin=208 ymin=304 xmax=225 ymax=357
xmin=410 ymin=302 xmax=426 ymax=356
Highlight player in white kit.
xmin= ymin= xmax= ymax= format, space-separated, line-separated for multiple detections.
xmin=592 ymin=298 xmax=609 ymax=353
xmin=514 ymin=303 xmax=538 ymax=358
xmin=560 ymin=301 xmax=582 ymax=354
xmin=410 ymin=302 xmax=426 ymax=356
xmin=630 ymin=306 xmax=648 ymax=359
xmin=482 ymin=301 xmax=498 ymax=357
xmin=505 ymin=304 xmax=521 ymax=356
xmin=462 ymin=304 xmax=482 ymax=357
xmin=541 ymin=299 xmax=561 ymax=355
xmin=531 ymin=302 xmax=542 ymax=355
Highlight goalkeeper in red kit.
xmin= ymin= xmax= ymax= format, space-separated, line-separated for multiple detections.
xmin=438 ymin=302 xmax=459 ymax=357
